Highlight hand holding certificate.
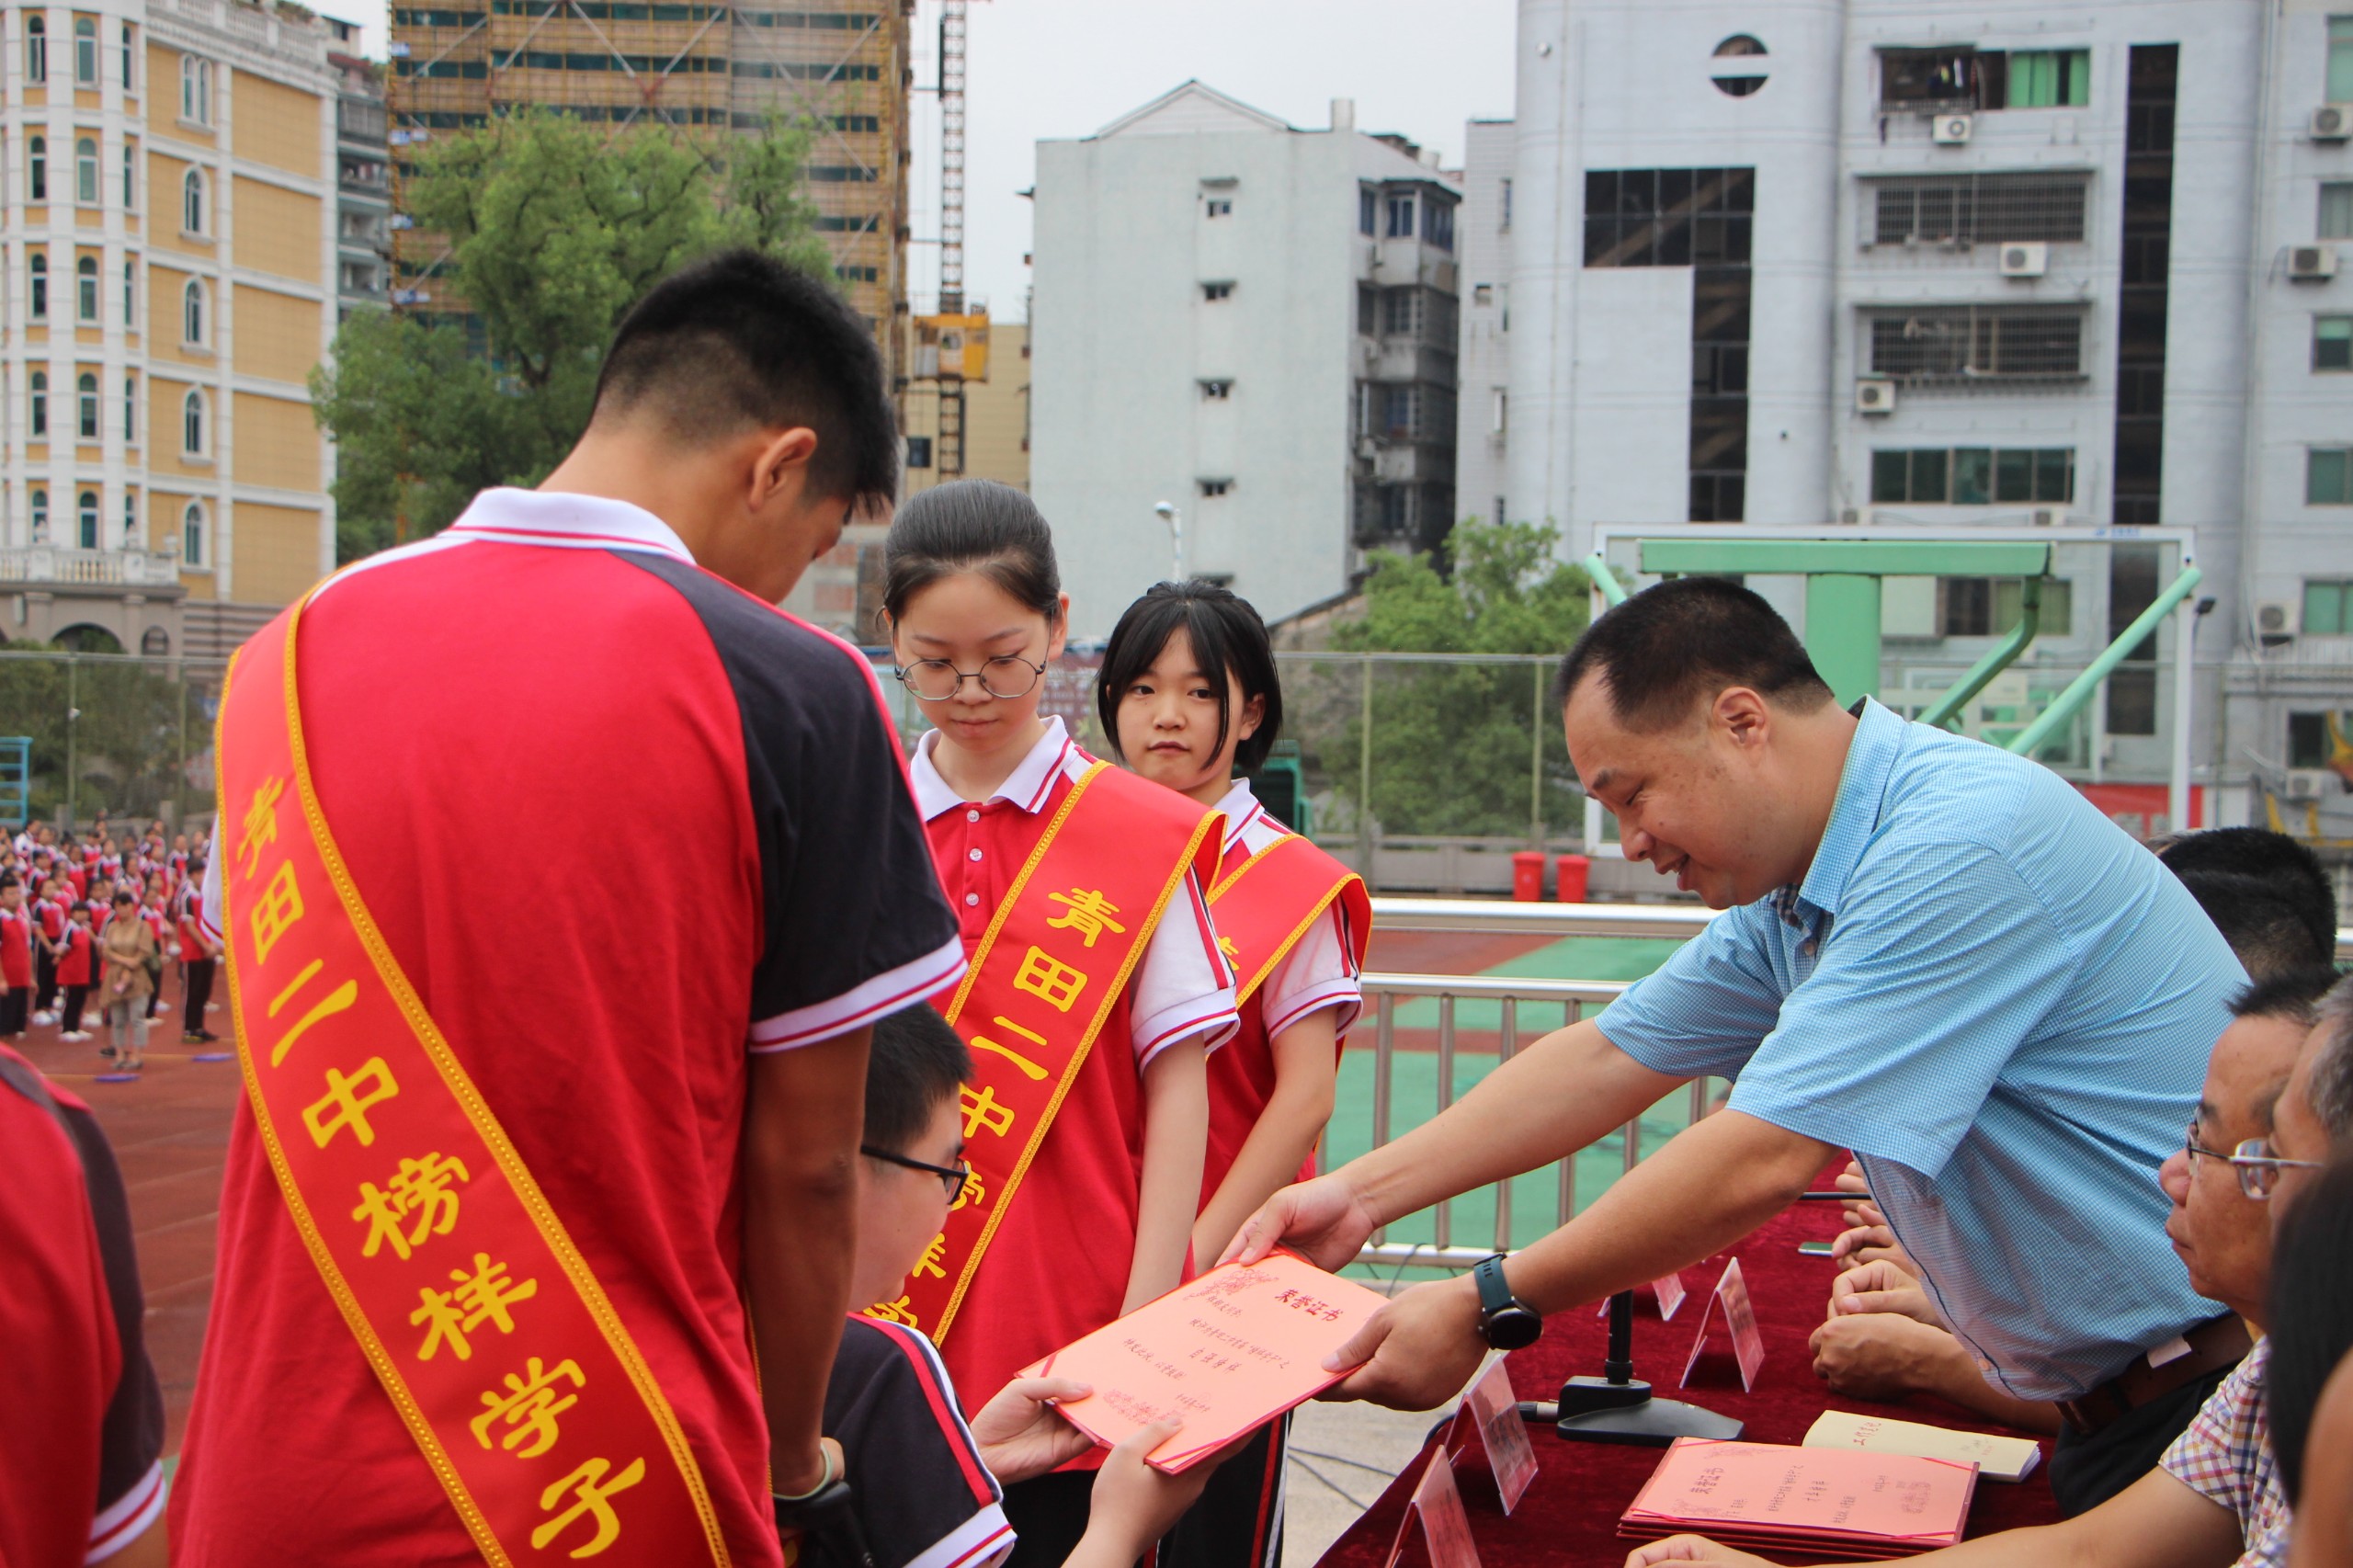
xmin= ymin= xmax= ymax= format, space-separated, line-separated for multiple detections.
xmin=1021 ymin=1250 xmax=1392 ymax=1471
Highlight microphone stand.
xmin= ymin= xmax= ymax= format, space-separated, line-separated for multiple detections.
xmin=1551 ymin=1290 xmax=1744 ymax=1446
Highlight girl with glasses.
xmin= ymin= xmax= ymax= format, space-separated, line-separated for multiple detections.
xmin=881 ymin=480 xmax=1239 ymax=1568
xmin=1096 ymin=580 xmax=1370 ymax=1568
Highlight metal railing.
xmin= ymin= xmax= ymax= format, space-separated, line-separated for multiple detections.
xmin=1345 ymin=898 xmax=1723 ymax=1272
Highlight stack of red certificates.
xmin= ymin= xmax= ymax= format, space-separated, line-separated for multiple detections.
xmin=1618 ymin=1437 xmax=1980 ymax=1559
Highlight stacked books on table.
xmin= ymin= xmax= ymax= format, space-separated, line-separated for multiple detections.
xmin=1619 ymin=1437 xmax=1980 ymax=1559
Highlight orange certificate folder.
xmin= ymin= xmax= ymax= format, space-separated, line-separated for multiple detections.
xmin=1021 ymin=1251 xmax=1390 ymax=1471
xmin=1619 ymin=1438 xmax=1980 ymax=1558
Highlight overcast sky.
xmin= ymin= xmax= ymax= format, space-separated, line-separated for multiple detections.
xmin=331 ymin=0 xmax=1518 ymax=316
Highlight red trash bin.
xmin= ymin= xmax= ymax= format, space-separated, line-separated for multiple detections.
xmin=1555 ymin=853 xmax=1592 ymax=903
xmin=1511 ymin=850 xmax=1546 ymax=902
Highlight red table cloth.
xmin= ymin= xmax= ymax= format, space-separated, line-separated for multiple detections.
xmin=1313 ymin=1195 xmax=2063 ymax=1567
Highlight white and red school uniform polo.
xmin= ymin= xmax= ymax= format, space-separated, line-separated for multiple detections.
xmin=175 ymin=891 xmax=208 ymax=959
xmin=176 ymin=487 xmax=965 ymax=1568
xmin=910 ymin=715 xmax=1238 ymax=1409
xmin=0 ymin=907 xmax=31 ymax=989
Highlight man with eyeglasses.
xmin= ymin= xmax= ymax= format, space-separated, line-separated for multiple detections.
xmin=815 ymin=1006 xmax=1238 ymax=1568
xmin=2268 ymin=976 xmax=2353 ymax=1222
xmin=1629 ymin=968 xmax=2330 ymax=1568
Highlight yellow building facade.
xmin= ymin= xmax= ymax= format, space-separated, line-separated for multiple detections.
xmin=2 ymin=0 xmax=338 ymax=657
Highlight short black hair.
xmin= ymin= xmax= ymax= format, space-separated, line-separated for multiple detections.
xmin=2177 ymin=869 xmax=2338 ymax=981
xmin=864 ymin=1006 xmax=972 ymax=1158
xmin=590 ymin=248 xmax=898 ymax=513
xmin=2233 ymin=967 xmax=2342 ymax=1028
xmin=110 ymin=890 xmax=133 ymax=906
xmin=1097 ymin=582 xmax=1284 ymax=776
xmin=2268 ymin=1155 xmax=2353 ymax=1504
xmin=2155 ymin=828 xmax=2337 ymax=967
xmin=1555 ymin=576 xmax=1835 ymax=731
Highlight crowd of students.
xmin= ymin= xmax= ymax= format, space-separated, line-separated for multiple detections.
xmin=6 ymin=250 xmax=2353 ymax=1568
xmin=0 ymin=822 xmax=221 ymax=1068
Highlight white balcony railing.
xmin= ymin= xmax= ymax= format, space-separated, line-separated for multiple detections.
xmin=0 ymin=546 xmax=182 ymax=587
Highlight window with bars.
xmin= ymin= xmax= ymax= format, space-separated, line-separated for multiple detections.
xmin=1872 ymin=447 xmax=2075 ymax=504
xmin=1879 ymin=47 xmax=2090 ymax=109
xmin=1866 ymin=307 xmax=2086 ymax=381
xmin=1869 ymin=173 xmax=2091 ymax=246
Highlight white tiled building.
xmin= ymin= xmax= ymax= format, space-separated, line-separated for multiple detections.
xmin=1030 ymin=82 xmax=1462 ymax=639
xmin=1490 ymin=0 xmax=2353 ymax=820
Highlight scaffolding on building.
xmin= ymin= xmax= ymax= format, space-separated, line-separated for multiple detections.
xmin=381 ymin=0 xmax=913 ymax=379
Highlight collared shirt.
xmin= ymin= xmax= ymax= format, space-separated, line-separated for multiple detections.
xmin=906 ymin=715 xmax=1238 ymax=1409
xmin=1598 ymin=699 xmax=2239 ymax=1400
xmin=2162 ymin=1340 xmax=2291 ymax=1568
xmin=910 ymin=717 xmax=1238 ymax=1062
xmin=825 ymin=1318 xmax=1013 ymax=1568
xmin=174 ymin=485 xmax=961 ymax=1568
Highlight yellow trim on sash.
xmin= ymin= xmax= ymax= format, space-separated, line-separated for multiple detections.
xmin=219 ymin=593 xmax=733 ymax=1567
xmin=1206 ymin=834 xmax=1363 ymax=1008
xmin=929 ymin=761 xmax=1222 ymax=1340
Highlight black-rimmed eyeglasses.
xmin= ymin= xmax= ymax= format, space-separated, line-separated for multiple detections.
xmin=893 ymin=655 xmax=1047 ymax=702
xmin=2183 ymin=1122 xmax=2327 ymax=1200
xmin=861 ymin=1143 xmax=971 ymax=1203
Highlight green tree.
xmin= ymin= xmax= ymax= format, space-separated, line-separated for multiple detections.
xmin=1332 ymin=519 xmax=1592 ymax=837
xmin=0 ymin=642 xmax=212 ymax=821
xmin=313 ymin=109 xmax=834 ymax=561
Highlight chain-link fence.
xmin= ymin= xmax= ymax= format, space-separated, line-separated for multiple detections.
xmin=870 ymin=649 xmax=1586 ymax=892
xmin=4 ymin=645 xmax=1587 ymax=867
xmin=0 ymin=651 xmax=225 ymax=827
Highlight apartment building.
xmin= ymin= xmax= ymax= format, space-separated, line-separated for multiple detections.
xmin=1455 ymin=117 xmax=1512 ymax=534
xmin=1030 ymin=82 xmax=1462 ymax=640
xmin=1496 ymin=0 xmax=2353 ymax=822
xmin=0 ymin=0 xmax=340 ymax=658
xmin=324 ymin=17 xmax=385 ymax=318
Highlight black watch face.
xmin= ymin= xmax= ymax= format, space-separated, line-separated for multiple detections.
xmin=1483 ymin=1306 xmax=1542 ymax=1350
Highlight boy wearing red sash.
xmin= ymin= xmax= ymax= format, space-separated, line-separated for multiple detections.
xmin=879 ymin=482 xmax=1238 ymax=1567
xmin=172 ymin=252 xmax=963 ymax=1567
xmin=1097 ymin=582 xmax=1370 ymax=1568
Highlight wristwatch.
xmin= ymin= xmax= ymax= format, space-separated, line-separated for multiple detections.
xmin=1472 ymin=1253 xmax=1543 ymax=1350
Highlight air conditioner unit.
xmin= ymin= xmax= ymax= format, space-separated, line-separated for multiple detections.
xmin=2290 ymin=244 xmax=2340 ymax=281
xmin=1930 ymin=113 xmax=1974 ymax=145
xmin=1998 ymin=241 xmax=2049 ymax=278
xmin=2286 ymin=768 xmax=2332 ymax=801
xmin=2256 ymin=598 xmax=2302 ymax=640
xmin=2314 ymin=104 xmax=2353 ymax=142
xmin=2027 ymin=506 xmax=2063 ymax=527
xmin=1855 ymin=378 xmax=1898 ymax=415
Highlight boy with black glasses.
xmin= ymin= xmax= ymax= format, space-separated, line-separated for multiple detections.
xmin=811 ymin=1006 xmax=1232 ymax=1568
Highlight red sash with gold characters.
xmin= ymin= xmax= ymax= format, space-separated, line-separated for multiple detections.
xmin=1207 ymin=832 xmax=1370 ymax=1007
xmin=215 ymin=593 xmax=730 ymax=1568
xmin=881 ymin=763 xmax=1220 ymax=1343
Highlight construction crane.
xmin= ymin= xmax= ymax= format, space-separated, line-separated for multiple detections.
xmin=913 ymin=0 xmax=988 ymax=477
